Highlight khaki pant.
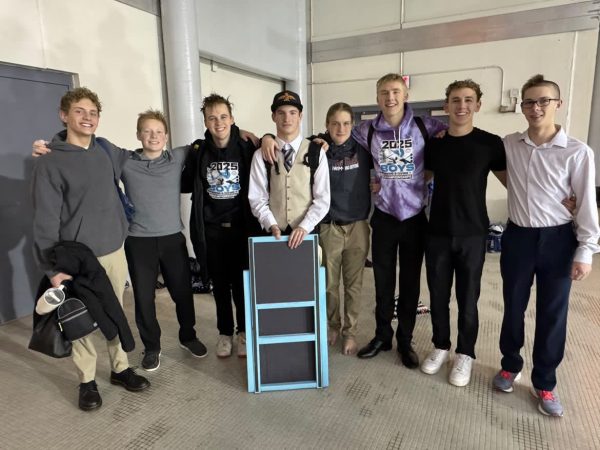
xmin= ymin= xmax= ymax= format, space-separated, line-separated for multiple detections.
xmin=320 ymin=220 xmax=370 ymax=337
xmin=71 ymin=246 xmax=130 ymax=383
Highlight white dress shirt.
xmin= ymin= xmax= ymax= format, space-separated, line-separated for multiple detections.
xmin=503 ymin=128 xmax=600 ymax=263
xmin=248 ymin=134 xmax=331 ymax=233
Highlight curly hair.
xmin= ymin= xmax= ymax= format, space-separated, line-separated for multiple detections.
xmin=445 ymin=79 xmax=483 ymax=101
xmin=60 ymin=87 xmax=102 ymax=114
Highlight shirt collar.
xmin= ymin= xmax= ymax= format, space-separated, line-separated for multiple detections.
xmin=133 ymin=149 xmax=172 ymax=161
xmin=276 ymin=134 xmax=303 ymax=152
xmin=519 ymin=126 xmax=568 ymax=149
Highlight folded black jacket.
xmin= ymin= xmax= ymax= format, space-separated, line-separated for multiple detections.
xmin=38 ymin=241 xmax=135 ymax=352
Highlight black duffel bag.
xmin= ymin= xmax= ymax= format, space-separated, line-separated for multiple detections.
xmin=29 ymin=309 xmax=72 ymax=358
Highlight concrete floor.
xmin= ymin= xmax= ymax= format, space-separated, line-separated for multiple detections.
xmin=1 ymin=253 xmax=599 ymax=449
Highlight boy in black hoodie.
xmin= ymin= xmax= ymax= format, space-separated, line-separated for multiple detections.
xmin=181 ymin=94 xmax=261 ymax=359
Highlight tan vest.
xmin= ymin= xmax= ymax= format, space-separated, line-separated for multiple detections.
xmin=270 ymin=139 xmax=312 ymax=230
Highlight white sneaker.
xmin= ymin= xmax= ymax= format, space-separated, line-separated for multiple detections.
xmin=216 ymin=335 xmax=233 ymax=358
xmin=449 ymin=353 xmax=473 ymax=387
xmin=237 ymin=332 xmax=247 ymax=358
xmin=421 ymin=349 xmax=450 ymax=375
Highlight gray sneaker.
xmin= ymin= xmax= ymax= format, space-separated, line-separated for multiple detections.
xmin=237 ymin=332 xmax=247 ymax=358
xmin=531 ymin=387 xmax=564 ymax=417
xmin=216 ymin=335 xmax=233 ymax=358
xmin=492 ymin=369 xmax=521 ymax=393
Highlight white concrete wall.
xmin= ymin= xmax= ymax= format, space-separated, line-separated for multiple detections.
xmin=195 ymin=0 xmax=308 ymax=133
xmin=199 ymin=60 xmax=283 ymax=138
xmin=0 ymin=0 xmax=163 ymax=149
xmin=312 ymin=0 xmax=579 ymax=40
xmin=310 ymin=1 xmax=598 ymax=222
xmin=404 ymin=0 xmax=579 ymax=26
xmin=196 ymin=0 xmax=303 ymax=82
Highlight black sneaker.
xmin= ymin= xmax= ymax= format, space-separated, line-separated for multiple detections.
xmin=179 ymin=338 xmax=208 ymax=358
xmin=141 ymin=351 xmax=161 ymax=372
xmin=110 ymin=368 xmax=150 ymax=391
xmin=416 ymin=300 xmax=430 ymax=315
xmin=79 ymin=380 xmax=102 ymax=411
xmin=192 ymin=278 xmax=212 ymax=294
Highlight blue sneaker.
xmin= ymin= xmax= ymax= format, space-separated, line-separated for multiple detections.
xmin=492 ymin=369 xmax=521 ymax=393
xmin=531 ymin=387 xmax=564 ymax=417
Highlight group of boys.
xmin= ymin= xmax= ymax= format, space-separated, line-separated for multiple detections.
xmin=31 ymin=72 xmax=598 ymax=418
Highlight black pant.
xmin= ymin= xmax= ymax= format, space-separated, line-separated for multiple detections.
xmin=370 ymin=208 xmax=427 ymax=347
xmin=124 ymin=232 xmax=197 ymax=352
xmin=499 ymin=221 xmax=576 ymax=391
xmin=425 ymin=235 xmax=486 ymax=358
xmin=205 ymin=224 xmax=247 ymax=335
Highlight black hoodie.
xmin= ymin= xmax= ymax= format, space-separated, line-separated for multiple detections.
xmin=181 ymin=125 xmax=261 ymax=281
xmin=319 ymin=133 xmax=372 ymax=223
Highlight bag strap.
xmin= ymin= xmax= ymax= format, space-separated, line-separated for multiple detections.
xmin=96 ymin=137 xmax=121 ymax=189
xmin=263 ymin=159 xmax=279 ymax=193
xmin=302 ymin=141 xmax=321 ymax=189
xmin=414 ymin=116 xmax=429 ymax=142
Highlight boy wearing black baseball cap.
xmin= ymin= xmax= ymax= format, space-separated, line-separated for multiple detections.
xmin=249 ymin=90 xmax=330 ymax=249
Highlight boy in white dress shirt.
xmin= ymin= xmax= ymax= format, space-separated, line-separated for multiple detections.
xmin=492 ymin=74 xmax=599 ymax=417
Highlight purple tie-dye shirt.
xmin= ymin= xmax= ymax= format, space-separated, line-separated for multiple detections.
xmin=352 ymin=104 xmax=446 ymax=221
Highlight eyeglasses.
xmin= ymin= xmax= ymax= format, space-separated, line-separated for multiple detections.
xmin=520 ymin=98 xmax=560 ymax=109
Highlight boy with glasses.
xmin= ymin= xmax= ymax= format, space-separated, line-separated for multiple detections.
xmin=492 ymin=74 xmax=599 ymax=417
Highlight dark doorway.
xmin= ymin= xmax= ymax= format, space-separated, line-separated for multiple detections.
xmin=0 ymin=63 xmax=73 ymax=324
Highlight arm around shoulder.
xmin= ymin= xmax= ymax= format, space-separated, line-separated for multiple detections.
xmin=571 ymin=145 xmax=600 ymax=264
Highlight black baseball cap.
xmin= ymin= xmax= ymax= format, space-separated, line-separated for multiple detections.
xmin=271 ymin=90 xmax=303 ymax=112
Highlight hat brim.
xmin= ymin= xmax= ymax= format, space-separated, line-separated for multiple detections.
xmin=271 ymin=102 xmax=303 ymax=112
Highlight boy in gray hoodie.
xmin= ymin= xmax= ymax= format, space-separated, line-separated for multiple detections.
xmin=31 ymin=87 xmax=150 ymax=411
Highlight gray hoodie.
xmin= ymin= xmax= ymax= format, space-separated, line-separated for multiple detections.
xmin=31 ymin=131 xmax=129 ymax=276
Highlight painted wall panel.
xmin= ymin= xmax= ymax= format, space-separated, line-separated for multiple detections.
xmin=404 ymin=0 xmax=579 ymax=26
xmin=196 ymin=0 xmax=303 ymax=82
xmin=0 ymin=0 xmax=45 ymax=66
xmin=199 ymin=60 xmax=283 ymax=138
xmin=0 ymin=0 xmax=164 ymax=150
xmin=312 ymin=0 xmax=400 ymax=41
xmin=311 ymin=0 xmax=580 ymax=39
